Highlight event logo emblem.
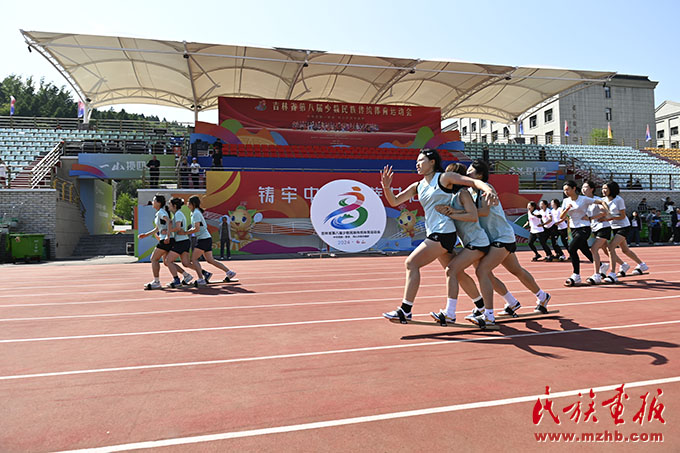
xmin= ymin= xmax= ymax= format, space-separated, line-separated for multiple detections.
xmin=311 ymin=180 xmax=386 ymax=253
xmin=323 ymin=186 xmax=368 ymax=230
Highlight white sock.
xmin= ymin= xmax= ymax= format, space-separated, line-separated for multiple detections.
xmin=503 ymin=292 xmax=519 ymax=306
xmin=445 ymin=298 xmax=457 ymax=317
xmin=485 ymin=308 xmax=495 ymax=321
xmin=153 ymin=278 xmax=160 ymax=283
xmin=535 ymin=289 xmax=546 ymax=302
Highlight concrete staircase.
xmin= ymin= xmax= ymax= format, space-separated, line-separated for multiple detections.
xmin=10 ymin=152 xmax=52 ymax=188
xmin=72 ymin=234 xmax=134 ymax=257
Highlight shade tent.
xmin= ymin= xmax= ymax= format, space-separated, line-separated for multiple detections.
xmin=21 ymin=30 xmax=616 ymax=123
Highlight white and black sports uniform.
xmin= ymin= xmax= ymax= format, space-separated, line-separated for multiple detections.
xmin=418 ymin=173 xmax=458 ymax=253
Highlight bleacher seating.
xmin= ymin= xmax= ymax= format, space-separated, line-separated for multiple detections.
xmin=645 ymin=147 xmax=680 ymax=166
xmin=463 ymin=142 xmax=680 ymax=190
xmin=0 ymin=127 xmax=182 ymax=183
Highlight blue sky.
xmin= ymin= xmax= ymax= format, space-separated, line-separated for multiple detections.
xmin=3 ymin=0 xmax=678 ymax=123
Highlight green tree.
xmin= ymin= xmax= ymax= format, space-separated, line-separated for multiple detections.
xmin=114 ymin=192 xmax=137 ymax=222
xmin=589 ymin=128 xmax=612 ymax=146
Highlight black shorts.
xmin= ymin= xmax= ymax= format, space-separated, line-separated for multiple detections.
xmin=171 ymin=239 xmax=191 ymax=254
xmin=427 ymin=232 xmax=458 ymax=253
xmin=594 ymin=227 xmax=612 ymax=240
xmin=195 ymin=237 xmax=213 ymax=252
xmin=612 ymin=227 xmax=630 ymax=238
xmin=464 ymin=243 xmax=490 ymax=254
xmin=156 ymin=238 xmax=174 ymax=252
xmin=491 ymin=241 xmax=517 ymax=253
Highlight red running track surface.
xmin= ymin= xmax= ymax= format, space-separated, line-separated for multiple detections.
xmin=1 ymin=247 xmax=679 ymax=452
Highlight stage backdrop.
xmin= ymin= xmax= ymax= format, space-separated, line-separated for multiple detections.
xmin=135 ymin=171 xmax=536 ymax=260
xmin=206 ymin=97 xmax=463 ymax=150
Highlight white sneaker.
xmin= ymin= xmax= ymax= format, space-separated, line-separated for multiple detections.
xmin=599 ymin=263 xmax=609 ymax=276
xmin=633 ymin=263 xmax=649 ymax=275
xmin=604 ymin=273 xmax=618 ymax=283
xmin=224 ymin=270 xmax=237 ymax=282
xmin=145 ymin=280 xmax=162 ymax=290
xmin=620 ymin=262 xmax=630 ymax=274
xmin=430 ymin=309 xmax=456 ymax=324
xmin=195 ymin=278 xmax=207 ymax=287
xmin=565 ymin=273 xmax=581 ymax=286
xmin=587 ymin=273 xmax=602 ymax=285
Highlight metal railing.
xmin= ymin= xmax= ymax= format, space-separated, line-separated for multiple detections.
xmin=30 ymin=142 xmax=63 ymax=188
xmin=52 ymin=177 xmax=79 ymax=204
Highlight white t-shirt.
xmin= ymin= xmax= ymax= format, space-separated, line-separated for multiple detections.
xmin=190 ymin=162 xmax=201 ymax=174
xmin=587 ymin=197 xmax=611 ymax=232
xmin=552 ymin=207 xmax=568 ymax=230
xmin=0 ymin=163 xmax=7 ymax=178
xmin=605 ymin=195 xmax=631 ymax=229
xmin=528 ymin=210 xmax=544 ymax=234
xmin=631 ymin=218 xmax=639 ymax=228
xmin=562 ymin=195 xmax=596 ymax=229
xmin=540 ymin=208 xmax=554 ymax=229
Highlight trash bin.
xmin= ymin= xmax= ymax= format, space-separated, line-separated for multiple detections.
xmin=10 ymin=234 xmax=44 ymax=263
xmin=0 ymin=233 xmax=8 ymax=263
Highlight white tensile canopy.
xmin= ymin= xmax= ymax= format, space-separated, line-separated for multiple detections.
xmin=21 ymin=30 xmax=615 ymax=123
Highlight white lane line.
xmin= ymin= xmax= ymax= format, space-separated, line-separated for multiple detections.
xmin=2 ymin=261 xmax=677 ymax=292
xmin=2 ymin=294 xmax=679 ymax=341
xmin=1 ymin=293 xmax=679 ymax=323
xmin=1 ymin=319 xmax=679 ymax=381
xmin=1 ymin=269 xmax=678 ymax=308
xmin=53 ymin=375 xmax=680 ymax=452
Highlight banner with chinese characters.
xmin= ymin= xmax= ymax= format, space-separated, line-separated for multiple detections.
xmin=209 ymin=97 xmax=455 ymax=149
xmin=71 ymin=154 xmax=175 ymax=179
xmin=135 ymin=170 xmax=528 ymax=259
xmin=219 ymin=97 xmax=441 ymax=134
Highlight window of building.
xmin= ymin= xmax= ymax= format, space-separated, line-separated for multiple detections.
xmin=657 ymin=130 xmax=664 ymax=139
xmin=671 ymin=126 xmax=679 ymax=136
xmin=544 ymin=109 xmax=553 ymax=123
xmin=462 ymin=126 xmax=468 ymax=136
xmin=481 ymin=135 xmax=488 ymax=143
xmin=481 ymin=119 xmax=487 ymax=128
xmin=472 ymin=138 xmax=477 ymax=143
xmin=672 ymin=142 xmax=679 ymax=149
xmin=529 ymin=115 xmax=537 ymax=128
xmin=605 ymin=108 xmax=612 ymax=121
xmin=491 ymin=130 xmax=498 ymax=142
xmin=604 ymin=86 xmax=611 ymax=98
xmin=658 ymin=143 xmax=665 ymax=148
xmin=530 ymin=136 xmax=538 ymax=144
xmin=545 ymin=130 xmax=554 ymax=144
xmin=471 ymin=122 xmax=477 ymax=132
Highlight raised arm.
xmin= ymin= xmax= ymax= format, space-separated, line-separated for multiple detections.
xmin=440 ymin=172 xmax=498 ymax=206
xmin=380 ymin=165 xmax=419 ymax=207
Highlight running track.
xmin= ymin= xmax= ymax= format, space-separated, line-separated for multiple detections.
xmin=1 ymin=247 xmax=679 ymax=452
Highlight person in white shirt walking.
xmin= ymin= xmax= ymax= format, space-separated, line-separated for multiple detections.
xmin=525 ymin=202 xmax=552 ymax=261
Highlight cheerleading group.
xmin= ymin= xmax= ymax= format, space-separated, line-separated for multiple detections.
xmin=380 ymin=149 xmax=650 ymax=328
xmin=138 ymin=195 xmax=237 ymax=289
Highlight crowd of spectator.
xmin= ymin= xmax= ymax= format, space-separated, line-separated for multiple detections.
xmin=632 ymin=197 xmax=680 ymax=245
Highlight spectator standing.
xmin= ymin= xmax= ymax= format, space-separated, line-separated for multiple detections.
xmin=0 ymin=159 xmax=8 ymax=188
xmin=663 ymin=196 xmax=674 ymax=213
xmin=637 ymin=197 xmax=648 ymax=213
xmin=146 ymin=154 xmax=160 ymax=188
xmin=213 ymin=140 xmax=223 ymax=168
xmin=672 ymin=207 xmax=680 ymax=244
xmin=628 ymin=211 xmax=642 ymax=246
xmin=219 ymin=215 xmax=231 ymax=260
xmin=539 ymin=146 xmax=546 ymax=161
xmin=649 ymin=209 xmax=662 ymax=244
xmin=190 ymin=157 xmax=201 ymax=188
xmin=179 ymin=157 xmax=190 ymax=188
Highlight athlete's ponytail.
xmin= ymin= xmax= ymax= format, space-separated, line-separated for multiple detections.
xmin=188 ymin=195 xmax=204 ymax=213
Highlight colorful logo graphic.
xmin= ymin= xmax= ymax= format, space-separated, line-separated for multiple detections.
xmin=323 ymin=186 xmax=368 ymax=230
xmin=311 ymin=180 xmax=386 ymax=253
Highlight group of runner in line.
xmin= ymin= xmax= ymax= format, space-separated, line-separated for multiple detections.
xmin=138 ymin=195 xmax=237 ymax=289
xmin=380 ymin=149 xmax=649 ymax=328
